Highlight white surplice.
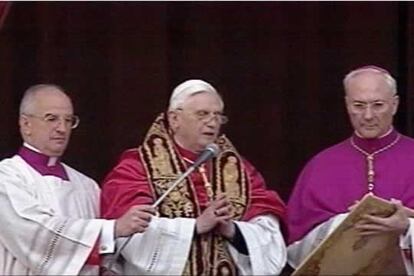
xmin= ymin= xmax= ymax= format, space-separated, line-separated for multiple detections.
xmin=105 ymin=214 xmax=286 ymax=275
xmin=287 ymin=213 xmax=347 ymax=268
xmin=399 ymin=218 xmax=414 ymax=275
xmin=0 ymin=155 xmax=108 ymax=275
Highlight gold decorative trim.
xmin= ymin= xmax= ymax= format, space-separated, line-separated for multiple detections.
xmin=137 ymin=113 xmax=250 ymax=275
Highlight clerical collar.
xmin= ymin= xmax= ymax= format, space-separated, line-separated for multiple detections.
xmin=351 ymin=128 xmax=400 ymax=155
xmin=18 ymin=143 xmax=69 ymax=180
xmin=174 ymin=141 xmax=200 ymax=162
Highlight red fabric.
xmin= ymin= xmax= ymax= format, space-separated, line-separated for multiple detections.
xmin=100 ymin=148 xmax=286 ymax=230
xmin=403 ymin=248 xmax=412 ymax=263
xmin=85 ymin=240 xmax=101 ymax=266
xmin=0 ymin=2 xmax=11 ymax=30
xmin=101 ymin=149 xmax=154 ymax=219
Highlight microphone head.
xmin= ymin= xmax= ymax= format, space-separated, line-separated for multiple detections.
xmin=205 ymin=143 xmax=220 ymax=157
xmin=190 ymin=143 xmax=220 ymax=169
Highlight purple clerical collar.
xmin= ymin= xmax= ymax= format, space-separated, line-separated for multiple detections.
xmin=351 ymin=128 xmax=400 ymax=154
xmin=18 ymin=144 xmax=69 ymax=180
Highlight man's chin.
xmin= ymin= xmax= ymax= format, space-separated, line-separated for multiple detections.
xmin=202 ymin=137 xmax=217 ymax=146
xmin=194 ymin=139 xmax=216 ymax=152
xmin=358 ymin=129 xmax=380 ymax=139
xmin=48 ymin=146 xmax=67 ymax=157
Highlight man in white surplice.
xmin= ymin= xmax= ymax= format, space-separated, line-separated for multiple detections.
xmin=0 ymin=84 xmax=156 ymax=275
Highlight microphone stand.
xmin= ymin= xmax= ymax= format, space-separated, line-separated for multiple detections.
xmin=106 ymin=166 xmax=197 ymax=272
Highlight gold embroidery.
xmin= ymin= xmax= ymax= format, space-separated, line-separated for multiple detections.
xmin=223 ymin=156 xmax=240 ymax=197
xmin=212 ymin=236 xmax=237 ymax=276
xmin=151 ymin=137 xmax=174 ymax=177
xmin=138 ymin=113 xmax=250 ymax=275
xmin=215 ymin=146 xmax=247 ymax=220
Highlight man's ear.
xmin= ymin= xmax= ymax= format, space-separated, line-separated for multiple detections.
xmin=344 ymin=96 xmax=352 ymax=113
xmin=392 ymin=95 xmax=399 ymax=115
xmin=19 ymin=115 xmax=31 ymax=136
xmin=167 ymin=110 xmax=179 ymax=131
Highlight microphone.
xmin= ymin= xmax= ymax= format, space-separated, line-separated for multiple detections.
xmin=152 ymin=143 xmax=219 ymax=207
xmin=189 ymin=143 xmax=220 ymax=170
xmin=106 ymin=143 xmax=220 ymax=272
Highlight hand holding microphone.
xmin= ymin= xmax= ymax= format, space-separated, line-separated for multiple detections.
xmin=114 ymin=205 xmax=156 ymax=238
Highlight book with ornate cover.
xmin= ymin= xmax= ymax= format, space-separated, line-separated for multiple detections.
xmin=293 ymin=194 xmax=407 ymax=275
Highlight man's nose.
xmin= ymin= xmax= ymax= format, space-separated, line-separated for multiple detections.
xmin=206 ymin=116 xmax=220 ymax=128
xmin=363 ymin=105 xmax=374 ymax=120
xmin=56 ymin=119 xmax=70 ymax=133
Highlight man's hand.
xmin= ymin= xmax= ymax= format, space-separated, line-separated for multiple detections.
xmin=214 ymin=194 xmax=235 ymax=239
xmin=354 ymin=199 xmax=410 ymax=236
xmin=348 ymin=199 xmax=360 ymax=212
xmin=115 ymin=205 xmax=156 ymax=237
xmin=196 ymin=194 xmax=232 ymax=235
xmin=216 ymin=220 xmax=236 ymax=240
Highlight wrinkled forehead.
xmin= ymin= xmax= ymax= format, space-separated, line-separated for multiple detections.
xmin=181 ymin=91 xmax=224 ymax=111
xmin=345 ymin=71 xmax=394 ymax=97
xmin=33 ymin=89 xmax=74 ymax=113
xmin=344 ymin=66 xmax=396 ymax=96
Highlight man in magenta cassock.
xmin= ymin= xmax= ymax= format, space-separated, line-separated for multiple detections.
xmin=287 ymin=65 xmax=414 ymax=273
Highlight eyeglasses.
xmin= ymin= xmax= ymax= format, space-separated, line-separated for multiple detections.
xmin=176 ymin=108 xmax=229 ymax=124
xmin=23 ymin=113 xmax=80 ymax=129
xmin=348 ymin=100 xmax=392 ymax=114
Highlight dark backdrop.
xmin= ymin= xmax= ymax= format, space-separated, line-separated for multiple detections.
xmin=1 ymin=2 xmax=414 ymax=201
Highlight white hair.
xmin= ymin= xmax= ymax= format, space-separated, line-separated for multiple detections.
xmin=19 ymin=84 xmax=66 ymax=115
xmin=343 ymin=65 xmax=397 ymax=95
xmin=168 ymin=79 xmax=223 ymax=110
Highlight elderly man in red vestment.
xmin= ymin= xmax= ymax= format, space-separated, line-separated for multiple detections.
xmin=287 ymin=66 xmax=414 ymax=274
xmin=100 ymin=79 xmax=287 ymax=275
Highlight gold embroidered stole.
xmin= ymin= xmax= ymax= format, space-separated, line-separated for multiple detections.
xmin=138 ymin=113 xmax=250 ymax=275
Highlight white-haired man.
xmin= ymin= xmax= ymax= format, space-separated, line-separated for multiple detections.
xmin=287 ymin=66 xmax=414 ymax=274
xmin=0 ymin=84 xmax=155 ymax=275
xmin=101 ymin=79 xmax=287 ymax=275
